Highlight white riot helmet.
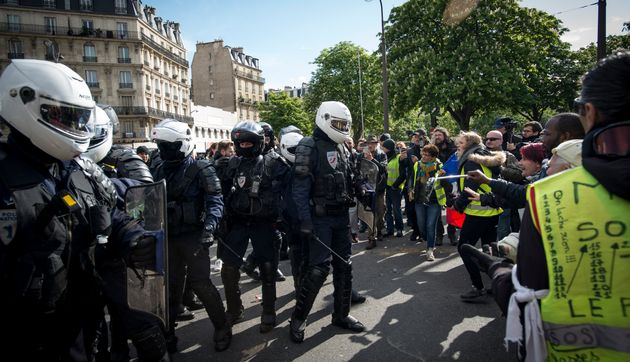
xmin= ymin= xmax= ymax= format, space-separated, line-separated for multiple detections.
xmin=279 ymin=131 xmax=303 ymax=163
xmin=84 ymin=105 xmax=113 ymax=163
xmin=151 ymin=118 xmax=194 ymax=162
xmin=315 ymin=101 xmax=352 ymax=144
xmin=0 ymin=59 xmax=95 ymax=161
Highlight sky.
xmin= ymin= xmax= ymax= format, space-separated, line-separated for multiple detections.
xmin=147 ymin=0 xmax=630 ymax=90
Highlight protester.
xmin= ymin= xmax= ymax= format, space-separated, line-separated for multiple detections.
xmin=382 ymin=138 xmax=406 ymax=238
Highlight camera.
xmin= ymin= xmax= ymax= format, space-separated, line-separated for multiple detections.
xmin=497 ymin=117 xmax=518 ymax=132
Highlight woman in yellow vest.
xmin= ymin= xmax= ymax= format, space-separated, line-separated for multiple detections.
xmin=463 ymin=52 xmax=630 ymax=362
xmin=411 ymin=144 xmax=449 ymax=261
xmin=452 ymin=131 xmax=504 ymax=301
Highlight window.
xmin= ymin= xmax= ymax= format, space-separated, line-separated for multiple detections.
xmin=209 ymin=79 xmax=214 ymax=86
xmin=82 ymin=19 xmax=94 ymax=31
xmin=114 ymin=0 xmax=127 ymax=14
xmin=208 ymin=65 xmax=212 ymax=74
xmin=42 ymin=0 xmax=56 ymax=9
xmin=79 ymin=0 xmax=93 ymax=11
xmin=118 ymin=46 xmax=130 ymax=63
xmin=154 ymin=79 xmax=160 ymax=94
xmin=7 ymin=15 xmax=20 ymax=32
xmin=92 ymin=95 xmax=99 ymax=103
xmin=165 ymin=84 xmax=170 ymax=97
xmin=119 ymin=71 xmax=132 ymax=88
xmin=5 ymin=0 xmax=18 ymax=4
xmin=8 ymin=39 xmax=23 ymax=59
xmin=210 ymin=93 xmax=215 ymax=99
xmin=116 ymin=22 xmax=128 ymax=39
xmin=44 ymin=17 xmax=57 ymax=35
xmin=85 ymin=70 xmax=98 ymax=87
xmin=121 ymin=96 xmax=133 ymax=107
xmin=83 ymin=43 xmax=97 ymax=62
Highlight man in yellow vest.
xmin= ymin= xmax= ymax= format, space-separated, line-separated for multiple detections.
xmin=464 ymin=52 xmax=630 ymax=361
xmin=382 ymin=139 xmax=406 ymax=239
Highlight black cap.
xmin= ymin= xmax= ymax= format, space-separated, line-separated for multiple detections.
xmin=136 ymin=146 xmax=149 ymax=154
xmin=379 ymin=133 xmax=391 ymax=142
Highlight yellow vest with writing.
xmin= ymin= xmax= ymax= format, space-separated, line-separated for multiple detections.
xmin=386 ymin=154 xmax=405 ymax=190
xmin=526 ymin=166 xmax=630 ymax=361
xmin=413 ymin=161 xmax=446 ymax=206
xmin=459 ymin=163 xmax=502 ymax=216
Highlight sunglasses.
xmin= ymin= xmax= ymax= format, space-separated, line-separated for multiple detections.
xmin=592 ymin=120 xmax=630 ymax=158
xmin=485 ymin=137 xmax=501 ymax=142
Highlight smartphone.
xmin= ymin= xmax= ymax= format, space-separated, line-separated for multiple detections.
xmin=362 ymin=146 xmax=369 ymax=154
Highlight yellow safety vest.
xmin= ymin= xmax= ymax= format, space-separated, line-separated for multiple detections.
xmin=526 ymin=166 xmax=630 ymax=361
xmin=459 ymin=163 xmax=502 ymax=216
xmin=413 ymin=161 xmax=446 ymax=206
xmin=386 ymin=154 xmax=405 ymax=190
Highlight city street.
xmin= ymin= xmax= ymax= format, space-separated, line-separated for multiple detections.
xmin=167 ymin=231 xmax=514 ymax=362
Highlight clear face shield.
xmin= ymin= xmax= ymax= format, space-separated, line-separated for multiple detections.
xmin=38 ymin=95 xmax=94 ymax=139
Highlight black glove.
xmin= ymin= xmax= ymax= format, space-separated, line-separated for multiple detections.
xmin=201 ymin=226 xmax=215 ymax=247
xmin=126 ymin=235 xmax=156 ymax=269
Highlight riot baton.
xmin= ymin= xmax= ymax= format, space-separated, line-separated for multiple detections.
xmin=307 ymin=233 xmax=352 ymax=266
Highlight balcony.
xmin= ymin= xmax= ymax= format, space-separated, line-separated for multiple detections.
xmin=79 ymin=3 xmax=93 ymax=11
xmin=83 ymin=56 xmax=97 ymax=62
xmin=0 ymin=22 xmax=139 ymax=40
xmin=115 ymin=6 xmax=127 ymax=14
xmin=164 ymin=71 xmax=169 ymax=76
xmin=87 ymin=82 xmax=100 ymax=88
xmin=119 ymin=83 xmax=133 ymax=89
xmin=174 ymin=95 xmax=178 ymax=101
xmin=112 ymin=106 xmax=194 ymax=124
xmin=7 ymin=52 xmax=24 ymax=59
xmin=144 ymin=60 xmax=150 ymax=66
xmin=141 ymin=34 xmax=188 ymax=68
xmin=118 ymin=57 xmax=131 ymax=63
xmin=145 ymin=85 xmax=151 ymax=91
xmin=172 ymin=74 xmax=178 ymax=80
xmin=165 ymin=92 xmax=171 ymax=98
xmin=155 ymin=89 xmax=161 ymax=95
xmin=154 ymin=65 xmax=160 ymax=70
xmin=181 ymin=78 xmax=187 ymax=84
xmin=235 ymin=70 xmax=265 ymax=84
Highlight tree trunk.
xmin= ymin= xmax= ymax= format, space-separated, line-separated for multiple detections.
xmin=447 ymin=105 xmax=473 ymax=131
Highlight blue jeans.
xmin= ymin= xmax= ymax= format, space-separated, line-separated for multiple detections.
xmin=385 ymin=187 xmax=404 ymax=233
xmin=415 ymin=203 xmax=441 ymax=248
xmin=497 ymin=208 xmax=511 ymax=241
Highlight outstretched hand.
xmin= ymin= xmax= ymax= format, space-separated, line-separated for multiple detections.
xmin=466 ymin=170 xmax=491 ymax=184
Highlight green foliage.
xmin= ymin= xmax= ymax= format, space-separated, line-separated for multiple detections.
xmin=574 ymin=34 xmax=630 ymax=75
xmin=386 ymin=0 xmax=581 ymax=131
xmin=258 ymin=92 xmax=312 ymax=134
xmin=304 ymin=42 xmax=383 ymax=140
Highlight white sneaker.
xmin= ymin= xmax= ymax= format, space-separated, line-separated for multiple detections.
xmin=426 ymin=248 xmax=435 ymax=261
xmin=211 ymin=259 xmax=223 ymax=272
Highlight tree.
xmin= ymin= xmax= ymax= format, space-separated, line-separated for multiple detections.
xmin=304 ymin=42 xmax=383 ymax=140
xmin=386 ymin=0 xmax=572 ymax=130
xmin=574 ymin=34 xmax=630 ymax=74
xmin=258 ymin=91 xmax=312 ymax=134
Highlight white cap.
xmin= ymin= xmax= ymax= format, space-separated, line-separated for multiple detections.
xmin=552 ymin=139 xmax=583 ymax=167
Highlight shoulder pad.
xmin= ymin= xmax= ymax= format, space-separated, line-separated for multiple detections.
xmin=264 ymin=150 xmax=288 ymax=168
xmin=76 ymin=156 xmax=117 ymax=208
xmin=294 ymin=137 xmax=315 ymax=178
xmin=197 ymin=160 xmax=221 ymax=194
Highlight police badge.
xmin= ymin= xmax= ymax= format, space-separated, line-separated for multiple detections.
xmin=327 ymin=151 xmax=338 ymax=169
xmin=237 ymin=175 xmax=246 ymax=188
xmin=0 ymin=209 xmax=17 ymax=245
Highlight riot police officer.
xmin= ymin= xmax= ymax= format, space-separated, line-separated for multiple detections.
xmin=151 ymin=119 xmax=231 ymax=352
xmin=289 ymin=101 xmax=365 ymax=343
xmin=0 ymin=60 xmax=159 ymax=359
xmin=220 ymin=121 xmax=290 ymax=333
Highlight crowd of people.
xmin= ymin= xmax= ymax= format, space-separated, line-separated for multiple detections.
xmin=0 ymin=51 xmax=628 ymax=361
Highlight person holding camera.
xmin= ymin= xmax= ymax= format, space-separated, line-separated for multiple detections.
xmin=494 ymin=117 xmax=522 ymax=158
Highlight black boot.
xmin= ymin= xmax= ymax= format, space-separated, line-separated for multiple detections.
xmin=448 ymin=226 xmax=458 ymax=246
xmin=191 ymin=279 xmax=232 ymax=352
xmin=365 ymin=238 xmax=376 ymax=250
xmin=351 ymin=289 xmax=366 ymax=305
xmin=259 ymin=262 xmax=277 ymax=333
xmin=289 ymin=266 xmax=328 ymax=343
xmin=183 ymin=287 xmax=204 ymax=311
xmin=221 ymin=265 xmax=244 ymax=324
xmin=331 ymin=263 xmax=365 ymax=332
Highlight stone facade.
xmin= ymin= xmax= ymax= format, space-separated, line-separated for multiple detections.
xmin=0 ymin=0 xmax=192 ymax=145
xmin=191 ymin=40 xmax=264 ymax=121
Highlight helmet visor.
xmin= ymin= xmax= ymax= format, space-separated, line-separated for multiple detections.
xmin=89 ymin=123 xmax=111 ymax=148
xmin=331 ymin=118 xmax=350 ymax=133
xmin=592 ymin=120 xmax=630 ymax=157
xmin=286 ymin=146 xmax=297 ymax=155
xmin=39 ymin=101 xmax=94 ymax=138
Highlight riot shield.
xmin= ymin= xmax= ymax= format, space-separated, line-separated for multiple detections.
xmin=358 ymin=158 xmax=378 ymax=230
xmin=125 ymin=180 xmax=169 ymax=326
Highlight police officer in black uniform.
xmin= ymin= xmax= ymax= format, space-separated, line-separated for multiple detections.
xmin=289 ymin=101 xmax=365 ymax=343
xmin=0 ymin=60 xmax=162 ymax=359
xmin=151 ymin=119 xmax=231 ymax=353
xmin=220 ymin=121 xmax=290 ymax=333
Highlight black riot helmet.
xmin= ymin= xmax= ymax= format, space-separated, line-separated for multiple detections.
xmin=259 ymin=121 xmax=275 ymax=152
xmin=231 ymin=121 xmax=265 ymax=158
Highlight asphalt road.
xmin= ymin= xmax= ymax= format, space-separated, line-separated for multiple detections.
xmin=165 ymin=231 xmax=515 ymax=362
